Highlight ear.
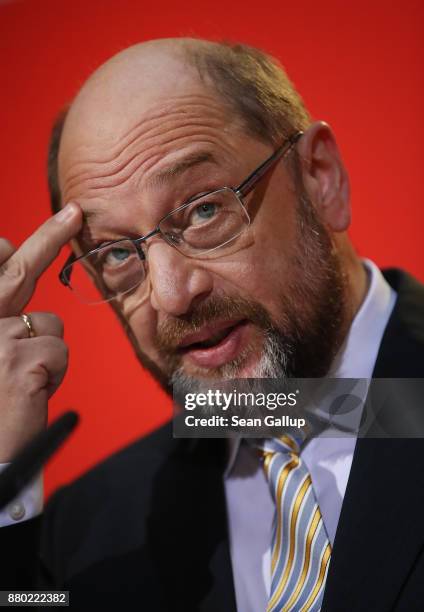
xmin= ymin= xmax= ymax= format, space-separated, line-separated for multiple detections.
xmin=297 ymin=121 xmax=351 ymax=232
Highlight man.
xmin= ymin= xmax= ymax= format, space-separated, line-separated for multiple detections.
xmin=0 ymin=38 xmax=423 ymax=611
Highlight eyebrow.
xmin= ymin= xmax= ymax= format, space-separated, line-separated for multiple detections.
xmin=77 ymin=151 xmax=218 ymax=242
xmin=78 ymin=210 xmax=102 ymax=245
xmin=81 ymin=210 xmax=98 ymax=222
xmin=146 ymin=151 xmax=218 ymax=188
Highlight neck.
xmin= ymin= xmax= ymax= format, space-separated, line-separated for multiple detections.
xmin=339 ymin=236 xmax=369 ymax=328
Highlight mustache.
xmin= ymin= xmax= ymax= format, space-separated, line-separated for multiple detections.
xmin=155 ymin=293 xmax=275 ymax=356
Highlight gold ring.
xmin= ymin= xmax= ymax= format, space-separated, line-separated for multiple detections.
xmin=20 ymin=313 xmax=36 ymax=338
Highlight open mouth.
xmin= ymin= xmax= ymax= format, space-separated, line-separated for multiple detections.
xmin=184 ymin=325 xmax=238 ymax=349
xmin=178 ymin=320 xmax=249 ymax=369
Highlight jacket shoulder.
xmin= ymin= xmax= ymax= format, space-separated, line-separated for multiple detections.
xmin=41 ymin=420 xmax=178 ymax=581
xmin=376 ymin=269 xmax=424 ymax=376
xmin=59 ymin=419 xmax=176 ymax=495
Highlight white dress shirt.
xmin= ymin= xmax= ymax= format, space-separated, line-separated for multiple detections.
xmin=224 ymin=259 xmax=397 ymax=612
xmin=0 ymin=467 xmax=43 ymax=527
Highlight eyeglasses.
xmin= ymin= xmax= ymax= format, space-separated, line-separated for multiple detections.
xmin=59 ymin=131 xmax=303 ymax=304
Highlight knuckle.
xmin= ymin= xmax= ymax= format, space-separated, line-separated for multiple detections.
xmin=58 ymin=340 xmax=69 ymax=361
xmin=47 ymin=336 xmax=69 ymax=360
xmin=0 ymin=341 xmax=19 ymax=371
xmin=61 ymin=342 xmax=69 ymax=363
xmin=0 ymin=256 xmax=27 ymax=286
xmin=45 ymin=312 xmax=65 ymax=336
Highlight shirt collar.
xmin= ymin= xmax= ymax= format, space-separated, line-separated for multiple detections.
xmin=329 ymin=258 xmax=396 ymax=378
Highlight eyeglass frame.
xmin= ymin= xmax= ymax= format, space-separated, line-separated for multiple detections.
xmin=59 ymin=130 xmax=303 ymax=289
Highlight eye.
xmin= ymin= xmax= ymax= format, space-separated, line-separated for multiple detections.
xmin=189 ymin=202 xmax=218 ymax=225
xmin=103 ymin=247 xmax=132 ymax=267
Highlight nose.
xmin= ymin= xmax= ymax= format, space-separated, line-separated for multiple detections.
xmin=147 ymin=241 xmax=213 ymax=316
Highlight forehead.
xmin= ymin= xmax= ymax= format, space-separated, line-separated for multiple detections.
xmin=59 ymin=47 xmax=234 ymax=173
xmin=58 ymin=86 xmax=266 ymax=248
xmin=56 ymin=48 xmax=266 ymax=242
xmin=57 ymin=53 xmax=249 ymax=198
xmin=59 ymin=93 xmax=246 ymax=204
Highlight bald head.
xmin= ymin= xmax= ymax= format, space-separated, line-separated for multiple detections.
xmin=61 ymin=39 xmax=205 ymax=150
xmin=50 ymin=38 xmax=311 ymax=213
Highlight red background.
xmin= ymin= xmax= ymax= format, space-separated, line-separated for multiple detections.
xmin=1 ymin=0 xmax=423 ymax=498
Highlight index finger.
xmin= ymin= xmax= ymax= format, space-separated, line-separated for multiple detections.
xmin=0 ymin=202 xmax=82 ymax=317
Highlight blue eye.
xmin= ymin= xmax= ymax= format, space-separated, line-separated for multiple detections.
xmin=104 ymin=247 xmax=131 ymax=267
xmin=190 ymin=202 xmax=217 ymax=224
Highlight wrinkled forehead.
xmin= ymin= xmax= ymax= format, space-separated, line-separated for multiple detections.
xmin=58 ymin=48 xmax=233 ymax=185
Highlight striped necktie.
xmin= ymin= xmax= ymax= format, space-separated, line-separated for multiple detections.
xmin=258 ymin=435 xmax=332 ymax=611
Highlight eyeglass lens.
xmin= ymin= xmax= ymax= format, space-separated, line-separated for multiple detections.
xmin=64 ymin=189 xmax=249 ymax=304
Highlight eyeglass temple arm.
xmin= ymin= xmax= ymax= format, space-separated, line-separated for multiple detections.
xmin=235 ymin=131 xmax=303 ymax=198
xmin=59 ymin=253 xmax=76 ymax=286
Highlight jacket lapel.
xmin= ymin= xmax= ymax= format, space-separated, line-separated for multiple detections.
xmin=322 ymin=269 xmax=424 ymax=611
xmin=322 ymin=437 xmax=424 ymax=611
xmin=146 ymin=437 xmax=237 ymax=612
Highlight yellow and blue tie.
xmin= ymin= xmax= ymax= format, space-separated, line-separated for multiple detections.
xmin=259 ymin=435 xmax=332 ymax=611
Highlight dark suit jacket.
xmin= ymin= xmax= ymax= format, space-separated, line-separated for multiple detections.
xmin=2 ymin=269 xmax=424 ymax=611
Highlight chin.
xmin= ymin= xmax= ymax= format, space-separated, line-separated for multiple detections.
xmin=176 ymin=342 xmax=282 ymax=383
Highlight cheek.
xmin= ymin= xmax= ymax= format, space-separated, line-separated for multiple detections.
xmin=224 ymin=202 xmax=299 ymax=300
xmin=124 ymin=301 xmax=165 ymax=366
xmin=255 ymin=188 xmax=298 ymax=250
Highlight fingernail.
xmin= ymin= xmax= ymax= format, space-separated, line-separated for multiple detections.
xmin=55 ymin=203 xmax=77 ymax=223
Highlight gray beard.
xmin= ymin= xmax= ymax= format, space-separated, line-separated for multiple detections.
xmin=170 ymin=327 xmax=291 ymax=397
